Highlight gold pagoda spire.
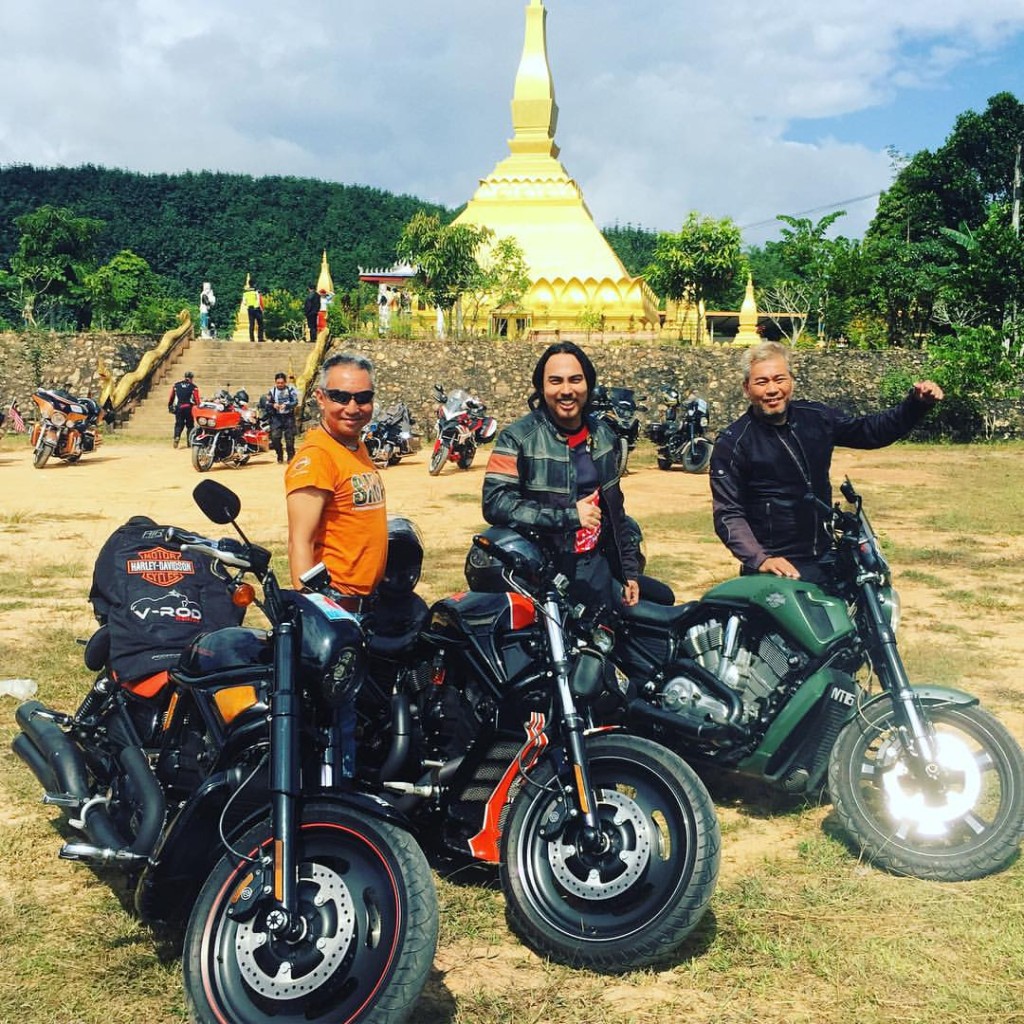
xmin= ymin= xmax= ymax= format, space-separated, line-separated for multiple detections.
xmin=733 ymin=273 xmax=761 ymax=345
xmin=317 ymin=249 xmax=335 ymax=296
xmin=509 ymin=0 xmax=559 ymax=158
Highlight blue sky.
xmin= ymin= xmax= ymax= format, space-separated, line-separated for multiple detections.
xmin=0 ymin=1 xmax=1021 ymax=247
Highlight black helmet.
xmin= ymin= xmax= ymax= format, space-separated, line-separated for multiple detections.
xmin=234 ymin=389 xmax=249 ymax=405
xmin=380 ymin=516 xmax=424 ymax=595
xmin=464 ymin=527 xmax=545 ymax=593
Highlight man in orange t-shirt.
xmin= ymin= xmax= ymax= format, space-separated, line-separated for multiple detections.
xmin=285 ymin=353 xmax=387 ymax=603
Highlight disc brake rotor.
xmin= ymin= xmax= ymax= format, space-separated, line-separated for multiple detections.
xmin=234 ymin=862 xmax=356 ymax=999
xmin=877 ymin=731 xmax=983 ymax=838
xmin=547 ymin=788 xmax=653 ymax=899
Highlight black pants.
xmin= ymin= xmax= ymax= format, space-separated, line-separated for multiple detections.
xmin=173 ymin=408 xmax=193 ymax=442
xmin=307 ymin=316 xmax=319 ymax=342
xmin=248 ymin=306 xmax=265 ymax=342
xmin=270 ymin=416 xmax=296 ymax=461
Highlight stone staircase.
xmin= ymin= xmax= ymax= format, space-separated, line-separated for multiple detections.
xmin=123 ymin=338 xmax=315 ymax=438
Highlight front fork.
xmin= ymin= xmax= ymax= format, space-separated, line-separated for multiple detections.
xmin=861 ymin=583 xmax=940 ymax=771
xmin=540 ymin=594 xmax=603 ymax=850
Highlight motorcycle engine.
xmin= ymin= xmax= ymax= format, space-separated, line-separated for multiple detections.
xmin=671 ymin=617 xmax=806 ymax=726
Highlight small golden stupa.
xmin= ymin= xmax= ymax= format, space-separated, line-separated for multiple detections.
xmin=453 ymin=0 xmax=660 ymax=335
xmin=732 ymin=273 xmax=761 ymax=345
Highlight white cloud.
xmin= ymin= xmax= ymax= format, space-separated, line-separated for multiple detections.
xmin=0 ymin=0 xmax=1021 ymax=247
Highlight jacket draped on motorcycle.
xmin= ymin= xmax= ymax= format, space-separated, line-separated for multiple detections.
xmin=482 ymin=408 xmax=640 ymax=585
xmin=710 ymin=396 xmax=931 ymax=572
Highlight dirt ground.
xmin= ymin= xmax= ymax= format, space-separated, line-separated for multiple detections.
xmin=2 ymin=434 xmax=1024 ymax=1021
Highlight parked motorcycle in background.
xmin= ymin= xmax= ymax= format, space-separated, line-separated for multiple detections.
xmin=590 ymin=385 xmax=643 ymax=475
xmin=190 ymin=388 xmax=270 ymax=472
xmin=11 ymin=481 xmax=438 ymax=1024
xmin=362 ymin=399 xmax=422 ymax=469
xmin=30 ymin=387 xmax=108 ymax=468
xmin=646 ymin=388 xmax=713 ymax=472
xmin=357 ymin=519 xmax=720 ymax=970
xmin=614 ymin=478 xmax=1024 ymax=881
xmin=428 ymin=384 xmax=497 ymax=476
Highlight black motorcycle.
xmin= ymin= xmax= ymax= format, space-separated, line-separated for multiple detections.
xmin=613 ymin=479 xmax=1024 ymax=881
xmin=591 ymin=385 xmax=643 ymax=474
xmin=357 ymin=518 xmax=720 ymax=971
xmin=12 ymin=480 xmax=438 ymax=1024
xmin=645 ymin=388 xmax=712 ymax=472
xmin=362 ymin=400 xmax=422 ymax=469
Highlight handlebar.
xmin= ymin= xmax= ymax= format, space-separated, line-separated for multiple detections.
xmin=163 ymin=526 xmax=259 ymax=571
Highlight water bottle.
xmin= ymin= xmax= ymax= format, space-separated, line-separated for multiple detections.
xmin=0 ymin=678 xmax=38 ymax=700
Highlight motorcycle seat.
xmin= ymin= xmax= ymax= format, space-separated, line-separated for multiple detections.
xmin=620 ymin=599 xmax=700 ymax=629
xmin=367 ymin=593 xmax=430 ymax=659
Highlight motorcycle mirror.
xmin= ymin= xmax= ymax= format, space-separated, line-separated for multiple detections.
xmin=193 ymin=480 xmax=241 ymax=524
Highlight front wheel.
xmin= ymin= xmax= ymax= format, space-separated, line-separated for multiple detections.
xmin=656 ymin=453 xmax=672 ymax=471
xmin=829 ymin=700 xmax=1024 ymax=880
xmin=615 ymin=436 xmax=631 ymax=476
xmin=183 ymin=800 xmax=438 ymax=1024
xmin=501 ymin=733 xmax=720 ymax=971
xmin=681 ymin=437 xmax=712 ymax=473
xmin=428 ymin=441 xmax=449 ymax=476
xmin=33 ymin=442 xmax=54 ymax=468
xmin=192 ymin=439 xmax=216 ymax=472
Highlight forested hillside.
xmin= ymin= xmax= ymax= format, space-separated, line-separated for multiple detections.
xmin=0 ymin=164 xmax=450 ymax=299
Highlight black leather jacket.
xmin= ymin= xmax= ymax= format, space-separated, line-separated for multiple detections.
xmin=710 ymin=395 xmax=931 ymax=571
xmin=482 ymin=408 xmax=640 ymax=584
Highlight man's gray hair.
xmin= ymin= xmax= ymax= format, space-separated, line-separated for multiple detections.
xmin=318 ymin=352 xmax=375 ymax=389
xmin=743 ymin=341 xmax=792 ymax=383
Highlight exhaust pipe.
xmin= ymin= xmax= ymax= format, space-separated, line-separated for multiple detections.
xmin=14 ymin=700 xmax=164 ymax=858
xmin=626 ymin=697 xmax=738 ymax=744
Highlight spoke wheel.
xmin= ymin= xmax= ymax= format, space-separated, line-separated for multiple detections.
xmin=428 ymin=441 xmax=449 ymax=476
xmin=184 ymin=801 xmax=437 ymax=1024
xmin=501 ymin=733 xmax=719 ymax=971
xmin=33 ymin=442 xmax=54 ymax=469
xmin=829 ymin=700 xmax=1024 ymax=880
xmin=192 ymin=440 xmax=216 ymax=472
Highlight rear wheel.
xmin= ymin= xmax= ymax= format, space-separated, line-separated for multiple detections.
xmin=192 ymin=440 xmax=216 ymax=472
xmin=501 ymin=733 xmax=719 ymax=971
xmin=428 ymin=441 xmax=449 ymax=476
xmin=456 ymin=443 xmax=476 ymax=470
xmin=829 ymin=700 xmax=1024 ymax=880
xmin=656 ymin=454 xmax=672 ymax=471
xmin=681 ymin=438 xmax=712 ymax=473
xmin=183 ymin=801 xmax=438 ymax=1024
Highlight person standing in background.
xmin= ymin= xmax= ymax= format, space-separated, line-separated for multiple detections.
xmin=304 ymin=284 xmax=320 ymax=343
xmin=267 ymin=371 xmax=299 ymax=464
xmin=243 ymin=280 xmax=265 ymax=343
xmin=199 ymin=281 xmax=216 ymax=338
xmin=167 ymin=370 xmax=200 ymax=448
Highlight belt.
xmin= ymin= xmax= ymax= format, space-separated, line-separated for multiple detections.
xmin=333 ymin=594 xmax=369 ymax=613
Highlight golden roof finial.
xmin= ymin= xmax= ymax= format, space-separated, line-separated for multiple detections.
xmin=317 ymin=249 xmax=335 ymax=295
xmin=509 ymin=0 xmax=559 ymax=158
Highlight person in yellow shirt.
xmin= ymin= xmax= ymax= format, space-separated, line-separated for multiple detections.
xmin=285 ymin=352 xmax=386 ymax=605
xmin=243 ymin=281 xmax=265 ymax=342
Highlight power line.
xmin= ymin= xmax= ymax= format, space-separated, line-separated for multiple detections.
xmin=739 ymin=192 xmax=881 ymax=231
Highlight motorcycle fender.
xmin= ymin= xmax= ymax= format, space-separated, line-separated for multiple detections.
xmin=859 ymin=685 xmax=979 ymax=712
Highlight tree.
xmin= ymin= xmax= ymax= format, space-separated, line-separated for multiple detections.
xmin=86 ymin=249 xmax=157 ymax=329
xmin=647 ymin=212 xmax=742 ymax=341
xmin=9 ymin=204 xmax=104 ymax=327
xmin=464 ymin=235 xmax=531 ymax=335
xmin=396 ymin=212 xmax=492 ymax=337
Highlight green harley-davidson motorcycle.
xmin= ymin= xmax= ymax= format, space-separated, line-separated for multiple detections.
xmin=614 ymin=478 xmax=1024 ymax=881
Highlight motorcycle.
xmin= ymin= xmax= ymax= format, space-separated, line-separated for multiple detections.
xmin=190 ymin=388 xmax=270 ymax=472
xmin=362 ymin=400 xmax=422 ymax=469
xmin=357 ymin=518 xmax=720 ymax=970
xmin=30 ymin=387 xmax=107 ymax=468
xmin=590 ymin=385 xmax=643 ymax=475
xmin=11 ymin=480 xmax=438 ymax=1024
xmin=428 ymin=384 xmax=497 ymax=476
xmin=645 ymin=388 xmax=712 ymax=472
xmin=614 ymin=478 xmax=1024 ymax=880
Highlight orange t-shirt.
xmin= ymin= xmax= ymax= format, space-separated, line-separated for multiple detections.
xmin=285 ymin=427 xmax=387 ymax=595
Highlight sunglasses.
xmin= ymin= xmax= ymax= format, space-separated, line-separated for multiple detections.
xmin=321 ymin=388 xmax=375 ymax=406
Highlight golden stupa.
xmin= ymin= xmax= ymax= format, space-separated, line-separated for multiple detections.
xmin=453 ymin=0 xmax=660 ymax=335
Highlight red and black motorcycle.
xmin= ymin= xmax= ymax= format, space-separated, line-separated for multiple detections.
xmin=427 ymin=384 xmax=497 ymax=476
xmin=190 ymin=389 xmax=270 ymax=472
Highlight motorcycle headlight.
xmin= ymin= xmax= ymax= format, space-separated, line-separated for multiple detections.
xmin=321 ymin=645 xmax=366 ymax=706
xmin=879 ymin=586 xmax=901 ymax=634
xmin=50 ymin=411 xmax=67 ymax=426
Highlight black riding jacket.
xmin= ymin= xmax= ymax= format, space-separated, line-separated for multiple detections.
xmin=710 ymin=395 xmax=931 ymax=571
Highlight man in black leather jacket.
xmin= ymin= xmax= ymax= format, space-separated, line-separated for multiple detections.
xmin=710 ymin=341 xmax=943 ymax=581
xmin=483 ymin=342 xmax=640 ymax=610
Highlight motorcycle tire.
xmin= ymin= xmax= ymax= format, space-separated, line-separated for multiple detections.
xmin=192 ymin=441 xmax=216 ymax=473
xmin=656 ymin=454 xmax=672 ymax=471
xmin=183 ymin=799 xmax=438 ymax=1024
xmin=829 ymin=700 xmax=1024 ymax=881
xmin=615 ymin=437 xmax=631 ymax=476
xmin=501 ymin=732 xmax=720 ymax=971
xmin=33 ymin=442 xmax=54 ymax=469
xmin=457 ymin=444 xmax=475 ymax=470
xmin=681 ymin=438 xmax=712 ymax=473
xmin=428 ymin=441 xmax=449 ymax=476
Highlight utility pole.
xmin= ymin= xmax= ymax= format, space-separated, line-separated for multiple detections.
xmin=1013 ymin=142 xmax=1021 ymax=237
